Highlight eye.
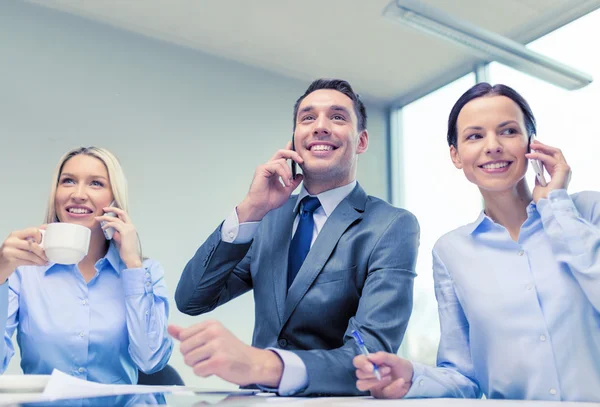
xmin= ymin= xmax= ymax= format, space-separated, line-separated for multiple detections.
xmin=500 ymin=128 xmax=519 ymax=136
xmin=331 ymin=114 xmax=346 ymax=121
xmin=91 ymin=180 xmax=105 ymax=187
xmin=60 ymin=177 xmax=75 ymax=185
xmin=301 ymin=114 xmax=315 ymax=122
xmin=466 ymin=133 xmax=482 ymax=141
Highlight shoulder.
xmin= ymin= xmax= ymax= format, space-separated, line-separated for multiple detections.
xmin=364 ymin=195 xmax=420 ymax=230
xmin=433 ymin=223 xmax=474 ymax=259
xmin=8 ymin=264 xmax=47 ymax=289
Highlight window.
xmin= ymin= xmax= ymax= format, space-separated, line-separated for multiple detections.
xmin=393 ymin=74 xmax=479 ymax=364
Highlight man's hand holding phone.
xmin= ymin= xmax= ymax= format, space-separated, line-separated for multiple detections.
xmin=526 ymin=138 xmax=572 ymax=203
xmin=236 ymin=142 xmax=303 ymax=223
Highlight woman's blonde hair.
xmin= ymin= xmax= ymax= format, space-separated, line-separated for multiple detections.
xmin=45 ymin=147 xmax=129 ymax=223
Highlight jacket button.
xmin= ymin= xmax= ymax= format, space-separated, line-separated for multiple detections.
xmin=278 ymin=338 xmax=288 ymax=348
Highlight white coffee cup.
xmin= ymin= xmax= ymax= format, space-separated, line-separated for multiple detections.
xmin=40 ymin=223 xmax=91 ymax=265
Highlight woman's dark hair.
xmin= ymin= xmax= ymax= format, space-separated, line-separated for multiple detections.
xmin=447 ymin=82 xmax=536 ymax=147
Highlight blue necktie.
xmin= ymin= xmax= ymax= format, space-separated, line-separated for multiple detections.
xmin=288 ymin=196 xmax=321 ymax=289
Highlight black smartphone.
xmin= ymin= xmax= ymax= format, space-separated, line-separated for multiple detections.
xmin=291 ymin=134 xmax=297 ymax=180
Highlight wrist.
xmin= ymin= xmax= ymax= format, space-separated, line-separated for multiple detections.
xmin=251 ymin=348 xmax=283 ymax=388
xmin=123 ymin=258 xmax=143 ymax=269
xmin=237 ymin=199 xmax=267 ymax=223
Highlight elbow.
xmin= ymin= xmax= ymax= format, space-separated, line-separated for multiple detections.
xmin=135 ymin=340 xmax=173 ymax=374
xmin=175 ymin=294 xmax=202 ymax=315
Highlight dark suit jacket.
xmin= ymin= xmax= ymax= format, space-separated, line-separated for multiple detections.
xmin=175 ymin=183 xmax=419 ymax=395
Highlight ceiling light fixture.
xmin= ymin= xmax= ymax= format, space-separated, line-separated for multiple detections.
xmin=383 ymin=0 xmax=593 ymax=90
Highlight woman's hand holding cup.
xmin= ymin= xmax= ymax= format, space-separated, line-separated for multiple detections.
xmin=0 ymin=228 xmax=48 ymax=284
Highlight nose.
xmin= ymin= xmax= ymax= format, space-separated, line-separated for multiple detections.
xmin=485 ymin=134 xmax=503 ymax=154
xmin=313 ymin=114 xmax=331 ymax=137
xmin=70 ymin=184 xmax=88 ymax=202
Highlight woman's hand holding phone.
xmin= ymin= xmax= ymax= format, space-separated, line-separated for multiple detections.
xmin=526 ymin=138 xmax=572 ymax=203
xmin=236 ymin=141 xmax=304 ymax=223
xmin=95 ymin=207 xmax=142 ymax=269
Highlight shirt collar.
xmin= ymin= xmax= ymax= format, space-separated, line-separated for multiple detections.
xmin=293 ymin=180 xmax=357 ymax=217
xmin=43 ymin=241 xmax=122 ymax=275
xmin=468 ymin=200 xmax=539 ymax=235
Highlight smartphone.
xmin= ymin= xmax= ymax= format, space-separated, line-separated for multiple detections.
xmin=102 ymin=200 xmax=118 ymax=240
xmin=291 ymin=134 xmax=297 ymax=180
xmin=529 ymin=135 xmax=547 ymax=187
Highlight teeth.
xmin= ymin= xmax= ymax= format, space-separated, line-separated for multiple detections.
xmin=311 ymin=145 xmax=333 ymax=151
xmin=482 ymin=162 xmax=509 ymax=169
xmin=68 ymin=208 xmax=91 ymax=214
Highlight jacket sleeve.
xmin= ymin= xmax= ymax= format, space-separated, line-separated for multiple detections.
xmin=175 ymin=224 xmax=254 ymax=315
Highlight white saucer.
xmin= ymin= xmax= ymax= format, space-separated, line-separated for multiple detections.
xmin=0 ymin=375 xmax=50 ymax=393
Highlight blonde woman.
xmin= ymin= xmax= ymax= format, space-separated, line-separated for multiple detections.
xmin=0 ymin=147 xmax=172 ymax=384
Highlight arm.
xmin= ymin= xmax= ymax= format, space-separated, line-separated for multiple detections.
xmin=537 ymin=190 xmax=600 ymax=312
xmin=1 ymin=272 xmax=23 ymax=374
xmin=174 ymin=223 xmax=255 ymax=315
xmin=0 ymin=282 xmax=9 ymax=373
xmin=291 ymin=210 xmax=420 ymax=396
xmin=404 ymin=249 xmax=481 ymax=398
xmin=122 ymin=259 xmax=173 ymax=374
xmin=175 ymin=142 xmax=304 ymax=316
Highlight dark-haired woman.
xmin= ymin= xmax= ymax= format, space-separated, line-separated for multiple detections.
xmin=353 ymin=83 xmax=600 ymax=401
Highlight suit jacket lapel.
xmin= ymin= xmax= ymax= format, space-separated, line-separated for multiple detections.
xmin=281 ymin=184 xmax=367 ymax=327
xmin=268 ymin=197 xmax=296 ymax=326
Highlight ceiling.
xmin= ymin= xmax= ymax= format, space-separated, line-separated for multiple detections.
xmin=24 ymin=0 xmax=600 ymax=105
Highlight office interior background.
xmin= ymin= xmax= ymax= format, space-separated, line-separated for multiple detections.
xmin=1 ymin=0 xmax=599 ymax=389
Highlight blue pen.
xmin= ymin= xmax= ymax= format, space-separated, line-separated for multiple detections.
xmin=351 ymin=329 xmax=381 ymax=380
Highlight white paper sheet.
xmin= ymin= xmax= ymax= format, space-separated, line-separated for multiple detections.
xmin=42 ymin=369 xmax=191 ymax=400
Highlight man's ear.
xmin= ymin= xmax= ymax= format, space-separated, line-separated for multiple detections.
xmin=356 ymin=130 xmax=369 ymax=155
xmin=450 ymin=145 xmax=463 ymax=169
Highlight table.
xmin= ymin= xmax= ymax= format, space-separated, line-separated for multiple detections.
xmin=10 ymin=393 xmax=600 ymax=407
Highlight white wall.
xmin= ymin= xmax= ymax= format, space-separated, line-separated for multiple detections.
xmin=0 ymin=0 xmax=389 ymax=388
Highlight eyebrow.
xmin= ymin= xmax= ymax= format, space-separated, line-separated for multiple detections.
xmin=497 ymin=120 xmax=519 ymax=128
xmin=60 ymin=173 xmax=108 ymax=181
xmin=462 ymin=126 xmax=483 ymax=134
xmin=462 ymin=120 xmax=520 ymax=134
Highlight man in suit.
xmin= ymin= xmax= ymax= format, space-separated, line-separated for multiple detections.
xmin=169 ymin=78 xmax=419 ymax=396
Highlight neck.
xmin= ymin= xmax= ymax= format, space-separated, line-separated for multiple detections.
xmin=303 ymin=172 xmax=355 ymax=196
xmin=480 ymin=179 xmax=532 ymax=240
xmin=79 ymin=228 xmax=109 ymax=270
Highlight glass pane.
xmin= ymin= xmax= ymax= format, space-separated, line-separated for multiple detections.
xmin=489 ymin=9 xmax=600 ymax=193
xmin=393 ymin=73 xmax=479 ymax=365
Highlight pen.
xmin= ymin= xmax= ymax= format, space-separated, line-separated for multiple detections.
xmin=351 ymin=329 xmax=381 ymax=380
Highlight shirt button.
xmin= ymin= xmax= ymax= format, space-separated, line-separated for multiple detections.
xmin=145 ymin=272 xmax=150 ymax=278
xmin=145 ymin=311 xmax=149 ymax=316
xmin=540 ymin=335 xmax=546 ymax=342
xmin=419 ymin=380 xmax=424 ymax=386
xmin=278 ymin=338 xmax=288 ymax=348
xmin=79 ymin=332 xmax=85 ymax=337
xmin=81 ymin=299 xmax=87 ymax=305
xmin=145 ymin=281 xmax=151 ymax=287
xmin=78 ymin=367 xmax=86 ymax=373
xmin=518 ymin=250 xmax=524 ymax=256
xmin=550 ymin=388 xmax=557 ymax=395
xmin=228 ymin=232 xmax=234 ymax=239
xmin=526 ymin=284 xmax=533 ymax=290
